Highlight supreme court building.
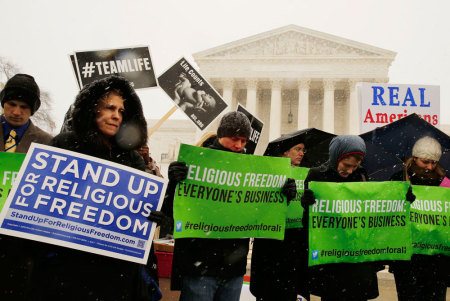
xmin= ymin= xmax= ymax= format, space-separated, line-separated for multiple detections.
xmin=149 ymin=25 xmax=398 ymax=168
xmin=192 ymin=24 xmax=396 ymax=154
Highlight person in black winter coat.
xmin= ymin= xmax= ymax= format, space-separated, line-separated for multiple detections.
xmin=166 ymin=112 xmax=252 ymax=301
xmin=250 ymin=140 xmax=309 ymax=301
xmin=389 ymin=136 xmax=448 ymax=301
xmin=160 ymin=111 xmax=297 ymax=301
xmin=30 ymin=75 xmax=154 ymax=301
xmin=300 ymin=135 xmax=381 ymax=301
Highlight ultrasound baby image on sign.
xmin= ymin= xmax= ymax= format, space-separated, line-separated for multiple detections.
xmin=158 ymin=58 xmax=228 ymax=130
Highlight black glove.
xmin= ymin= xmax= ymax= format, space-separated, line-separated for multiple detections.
xmin=301 ymin=188 xmax=316 ymax=208
xmin=168 ymin=161 xmax=188 ymax=184
xmin=281 ymin=178 xmax=297 ymax=206
xmin=148 ymin=211 xmax=173 ymax=229
xmin=406 ymin=185 xmax=416 ymax=204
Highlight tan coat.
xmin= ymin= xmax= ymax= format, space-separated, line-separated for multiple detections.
xmin=0 ymin=120 xmax=53 ymax=153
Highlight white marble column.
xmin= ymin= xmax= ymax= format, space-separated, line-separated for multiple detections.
xmin=246 ymin=79 xmax=258 ymax=114
xmin=323 ymin=79 xmax=335 ymax=133
xmin=222 ymin=78 xmax=234 ymax=112
xmin=269 ymin=79 xmax=282 ymax=141
xmin=297 ymin=79 xmax=310 ymax=130
xmin=348 ymin=79 xmax=361 ymax=134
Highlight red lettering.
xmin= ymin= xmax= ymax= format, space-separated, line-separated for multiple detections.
xmin=389 ymin=114 xmax=396 ymax=123
xmin=376 ymin=113 xmax=388 ymax=123
xmin=364 ymin=109 xmax=375 ymax=123
xmin=432 ymin=115 xmax=438 ymax=125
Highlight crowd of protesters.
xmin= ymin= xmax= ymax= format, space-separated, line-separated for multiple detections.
xmin=0 ymin=73 xmax=448 ymax=301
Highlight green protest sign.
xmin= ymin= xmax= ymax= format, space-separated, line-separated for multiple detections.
xmin=308 ymin=181 xmax=411 ymax=266
xmin=174 ymin=144 xmax=291 ymax=239
xmin=286 ymin=166 xmax=309 ymax=229
xmin=0 ymin=152 xmax=26 ymax=211
xmin=410 ymin=185 xmax=450 ymax=256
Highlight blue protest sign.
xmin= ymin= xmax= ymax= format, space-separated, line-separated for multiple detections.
xmin=0 ymin=144 xmax=168 ymax=264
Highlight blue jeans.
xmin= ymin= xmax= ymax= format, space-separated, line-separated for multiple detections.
xmin=180 ymin=275 xmax=244 ymax=301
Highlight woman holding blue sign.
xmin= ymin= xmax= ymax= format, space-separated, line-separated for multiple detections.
xmin=30 ymin=75 xmax=159 ymax=300
xmin=390 ymin=136 xmax=448 ymax=301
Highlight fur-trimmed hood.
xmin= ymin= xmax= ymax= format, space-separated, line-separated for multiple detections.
xmin=71 ymin=75 xmax=147 ymax=150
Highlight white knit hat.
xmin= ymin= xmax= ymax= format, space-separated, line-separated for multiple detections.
xmin=412 ymin=136 xmax=442 ymax=161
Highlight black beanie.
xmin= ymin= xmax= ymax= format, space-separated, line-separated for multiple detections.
xmin=0 ymin=74 xmax=41 ymax=115
xmin=217 ymin=111 xmax=251 ymax=139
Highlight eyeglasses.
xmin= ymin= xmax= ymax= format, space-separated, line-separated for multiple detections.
xmin=293 ymin=147 xmax=307 ymax=153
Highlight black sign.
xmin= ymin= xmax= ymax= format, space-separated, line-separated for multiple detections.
xmin=72 ymin=46 xmax=157 ymax=89
xmin=69 ymin=54 xmax=81 ymax=89
xmin=237 ymin=104 xmax=264 ymax=155
xmin=158 ymin=58 xmax=228 ymax=130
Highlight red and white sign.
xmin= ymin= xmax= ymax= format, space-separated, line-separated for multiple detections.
xmin=358 ymin=83 xmax=440 ymax=133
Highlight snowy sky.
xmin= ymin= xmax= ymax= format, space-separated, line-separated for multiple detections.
xmin=1 ymin=0 xmax=450 ymax=131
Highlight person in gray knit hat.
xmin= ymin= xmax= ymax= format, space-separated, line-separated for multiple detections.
xmin=300 ymin=135 xmax=415 ymax=301
xmin=299 ymin=135 xmax=380 ymax=301
xmin=390 ymin=136 xmax=448 ymax=301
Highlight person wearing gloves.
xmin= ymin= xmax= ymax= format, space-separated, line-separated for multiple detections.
xmin=250 ymin=139 xmax=309 ymax=301
xmin=159 ymin=111 xmax=296 ymax=301
xmin=30 ymin=75 xmax=154 ymax=300
xmin=390 ymin=136 xmax=448 ymax=301
xmin=300 ymin=135 xmax=416 ymax=301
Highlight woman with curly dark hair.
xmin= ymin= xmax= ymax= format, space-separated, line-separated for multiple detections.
xmin=30 ymin=75 xmax=157 ymax=300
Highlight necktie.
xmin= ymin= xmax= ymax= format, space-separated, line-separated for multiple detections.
xmin=5 ymin=129 xmax=17 ymax=152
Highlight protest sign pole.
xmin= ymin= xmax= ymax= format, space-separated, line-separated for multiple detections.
xmin=148 ymin=106 xmax=178 ymax=137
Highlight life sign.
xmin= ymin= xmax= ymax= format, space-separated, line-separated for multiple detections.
xmin=72 ymin=46 xmax=158 ymax=90
xmin=358 ymin=83 xmax=440 ymax=133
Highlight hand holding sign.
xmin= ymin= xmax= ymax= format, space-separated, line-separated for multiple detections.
xmin=301 ymin=189 xmax=316 ymax=208
xmin=406 ymin=186 xmax=416 ymax=203
xmin=148 ymin=211 xmax=173 ymax=230
xmin=168 ymin=161 xmax=188 ymax=184
xmin=281 ymin=178 xmax=297 ymax=205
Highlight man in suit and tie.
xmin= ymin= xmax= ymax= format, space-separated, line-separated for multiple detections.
xmin=0 ymin=73 xmax=53 ymax=300
xmin=0 ymin=73 xmax=52 ymax=153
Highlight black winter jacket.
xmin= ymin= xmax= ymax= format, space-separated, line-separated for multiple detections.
xmin=250 ymin=173 xmax=309 ymax=299
xmin=303 ymin=163 xmax=380 ymax=300
xmin=250 ymin=227 xmax=308 ymax=299
xmin=29 ymin=76 xmax=150 ymax=301
xmin=169 ymin=139 xmax=250 ymax=290
xmin=29 ymin=132 xmax=147 ymax=301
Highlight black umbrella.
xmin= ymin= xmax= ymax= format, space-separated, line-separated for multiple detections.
xmin=264 ymin=128 xmax=336 ymax=168
xmin=360 ymin=113 xmax=450 ymax=181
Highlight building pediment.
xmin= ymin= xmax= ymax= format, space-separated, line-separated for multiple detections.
xmin=194 ymin=25 xmax=396 ymax=59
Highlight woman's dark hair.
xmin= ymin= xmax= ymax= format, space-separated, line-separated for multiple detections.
xmin=71 ymin=75 xmax=147 ymax=150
